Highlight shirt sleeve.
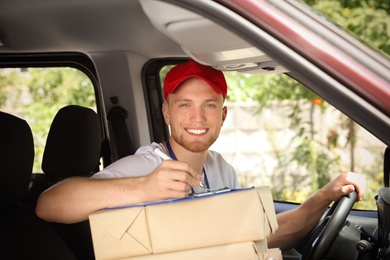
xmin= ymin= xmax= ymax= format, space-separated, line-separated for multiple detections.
xmin=91 ymin=143 xmax=164 ymax=179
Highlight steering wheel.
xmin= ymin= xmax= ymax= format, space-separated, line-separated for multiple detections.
xmin=301 ymin=191 xmax=357 ymax=260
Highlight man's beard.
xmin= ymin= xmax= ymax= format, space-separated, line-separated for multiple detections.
xmin=172 ymin=130 xmax=219 ymax=153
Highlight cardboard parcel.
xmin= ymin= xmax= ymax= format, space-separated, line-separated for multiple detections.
xmin=89 ymin=186 xmax=279 ymax=260
xmin=126 ymin=241 xmax=264 ymax=260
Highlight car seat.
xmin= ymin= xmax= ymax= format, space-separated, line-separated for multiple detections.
xmin=29 ymin=105 xmax=102 ymax=260
xmin=0 ymin=111 xmax=76 ymax=259
xmin=28 ymin=105 xmax=102 ymax=205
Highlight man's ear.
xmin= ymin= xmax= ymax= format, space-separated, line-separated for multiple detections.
xmin=222 ymin=106 xmax=227 ymax=125
xmin=162 ymin=102 xmax=170 ymax=125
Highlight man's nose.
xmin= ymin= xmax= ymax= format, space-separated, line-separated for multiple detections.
xmin=190 ymin=107 xmax=206 ymax=122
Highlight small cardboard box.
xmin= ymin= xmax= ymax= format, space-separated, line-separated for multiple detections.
xmin=128 ymin=243 xmax=282 ymax=260
xmin=128 ymin=241 xmax=264 ymax=260
xmin=89 ymin=187 xmax=278 ymax=260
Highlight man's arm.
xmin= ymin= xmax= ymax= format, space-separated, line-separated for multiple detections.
xmin=36 ymin=160 xmax=201 ymax=223
xmin=267 ymin=171 xmax=366 ymax=251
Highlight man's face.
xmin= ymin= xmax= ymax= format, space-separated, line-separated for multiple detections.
xmin=163 ymin=78 xmax=227 ymax=153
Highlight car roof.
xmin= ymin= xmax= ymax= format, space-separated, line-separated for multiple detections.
xmin=0 ymin=0 xmax=286 ymax=73
xmin=0 ymin=0 xmax=182 ymax=57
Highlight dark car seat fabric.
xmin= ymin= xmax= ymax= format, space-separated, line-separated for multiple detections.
xmin=0 ymin=111 xmax=76 ymax=260
xmin=0 ymin=111 xmax=34 ymax=207
xmin=29 ymin=105 xmax=101 ymax=260
xmin=2 ymin=207 xmax=77 ymax=260
xmin=42 ymin=104 xmax=102 ymax=177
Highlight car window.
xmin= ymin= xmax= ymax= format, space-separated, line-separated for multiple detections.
xmin=159 ymin=68 xmax=384 ymax=211
xmin=0 ymin=67 xmax=97 ymax=173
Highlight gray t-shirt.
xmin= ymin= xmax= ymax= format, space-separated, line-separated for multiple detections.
xmin=92 ymin=142 xmax=240 ymax=193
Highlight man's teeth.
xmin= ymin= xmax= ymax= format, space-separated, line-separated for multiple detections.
xmin=187 ymin=129 xmax=206 ymax=134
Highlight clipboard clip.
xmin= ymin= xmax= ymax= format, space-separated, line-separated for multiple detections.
xmin=190 ymin=187 xmax=231 ymax=197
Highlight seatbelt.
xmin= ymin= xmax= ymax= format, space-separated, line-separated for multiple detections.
xmin=107 ymin=96 xmax=134 ymax=159
xmin=384 ymin=147 xmax=390 ymax=187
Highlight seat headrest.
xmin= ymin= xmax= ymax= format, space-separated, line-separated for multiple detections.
xmin=42 ymin=105 xmax=101 ymax=177
xmin=0 ymin=112 xmax=34 ymax=206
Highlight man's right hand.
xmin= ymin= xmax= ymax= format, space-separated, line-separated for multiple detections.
xmin=138 ymin=160 xmax=202 ymax=201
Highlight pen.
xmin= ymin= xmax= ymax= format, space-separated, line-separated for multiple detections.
xmin=154 ymin=147 xmax=172 ymax=161
xmin=154 ymin=147 xmax=207 ymax=189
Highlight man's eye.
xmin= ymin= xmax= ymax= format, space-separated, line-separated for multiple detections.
xmin=179 ymin=103 xmax=189 ymax=107
xmin=205 ymin=103 xmax=217 ymax=108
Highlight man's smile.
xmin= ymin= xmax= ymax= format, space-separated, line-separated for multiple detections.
xmin=186 ymin=128 xmax=208 ymax=135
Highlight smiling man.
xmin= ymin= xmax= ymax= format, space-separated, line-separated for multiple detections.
xmin=36 ymin=60 xmax=366 ymax=251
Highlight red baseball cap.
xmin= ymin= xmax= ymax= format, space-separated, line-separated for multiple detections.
xmin=164 ymin=60 xmax=227 ymax=101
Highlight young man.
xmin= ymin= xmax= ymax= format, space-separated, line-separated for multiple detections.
xmin=36 ymin=60 xmax=366 ymax=251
